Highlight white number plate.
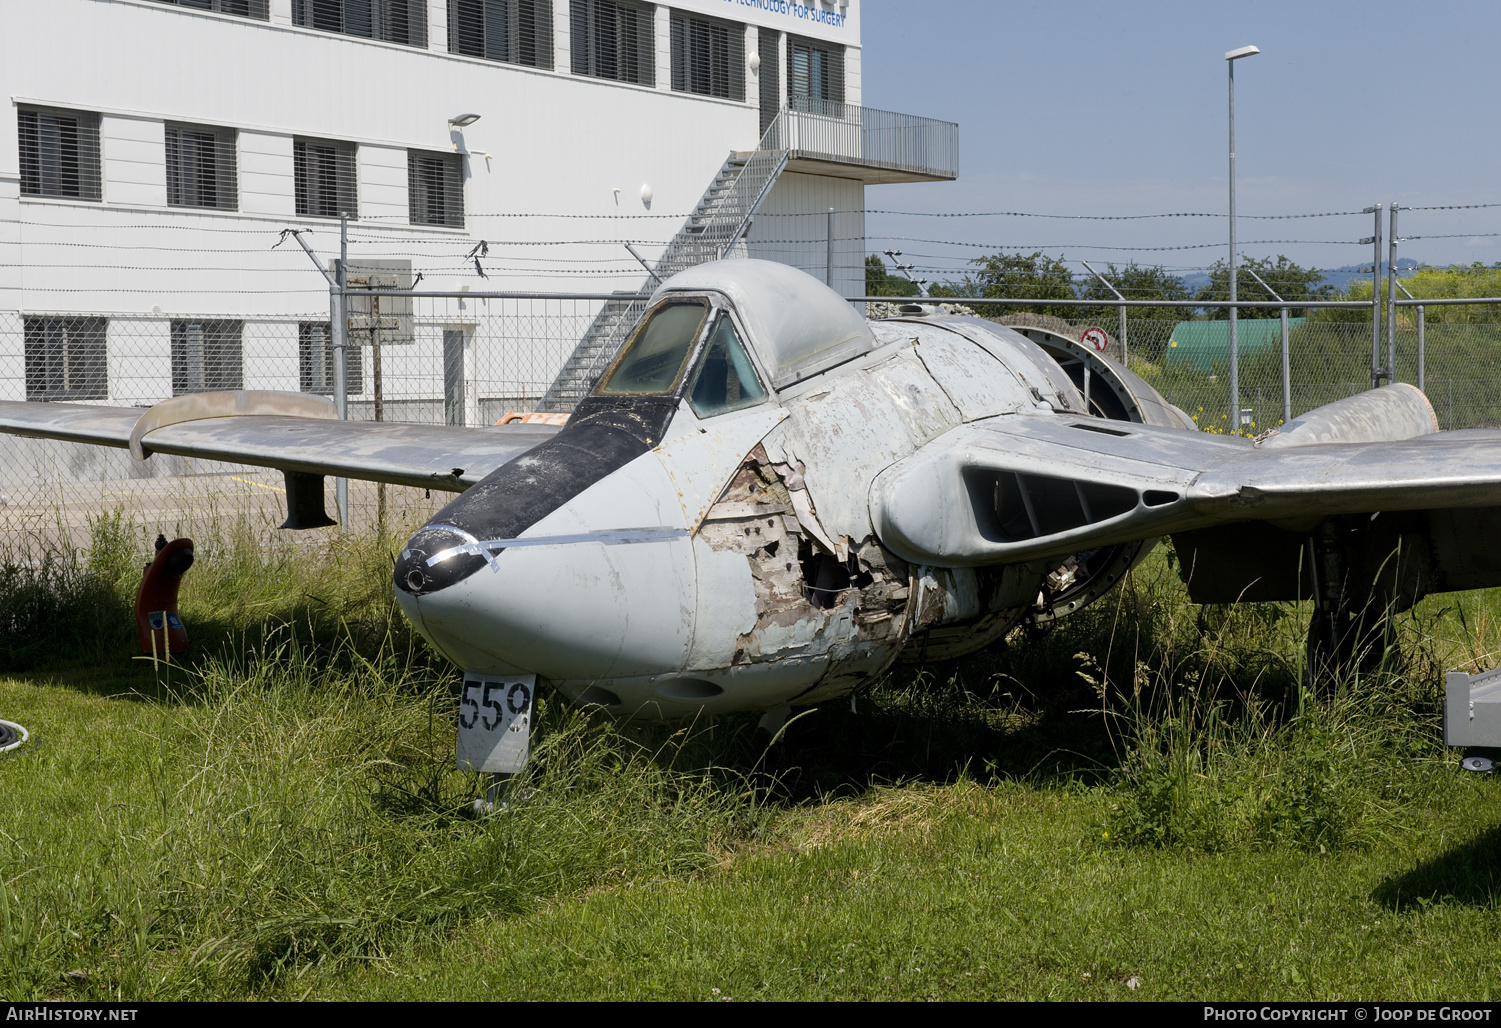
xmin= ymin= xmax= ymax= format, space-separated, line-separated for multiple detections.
xmin=456 ymin=675 xmax=535 ymax=773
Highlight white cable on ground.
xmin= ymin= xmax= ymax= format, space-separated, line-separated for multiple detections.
xmin=0 ymin=718 xmax=29 ymax=754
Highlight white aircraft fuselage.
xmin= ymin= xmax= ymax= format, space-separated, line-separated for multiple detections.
xmin=392 ymin=260 xmax=1184 ymax=718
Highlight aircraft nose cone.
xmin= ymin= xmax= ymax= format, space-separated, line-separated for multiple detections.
xmin=401 ymin=523 xmax=695 ymax=680
xmin=396 ymin=523 xmax=488 ymax=596
xmin=392 ymin=394 xmax=679 ymax=601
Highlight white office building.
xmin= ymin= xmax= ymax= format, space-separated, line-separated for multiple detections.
xmin=0 ymin=0 xmax=955 ymax=499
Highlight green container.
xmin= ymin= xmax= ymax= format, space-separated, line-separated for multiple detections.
xmin=1165 ymin=318 xmax=1306 ymax=372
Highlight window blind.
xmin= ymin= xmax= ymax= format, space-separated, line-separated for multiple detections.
xmin=145 ymin=0 xmax=271 ymax=19
xmin=670 ymin=10 xmax=743 ymax=101
xmin=408 ymin=150 xmax=465 ymax=227
xmin=292 ymin=0 xmax=429 ymax=47
xmin=450 ymin=0 xmax=554 ymax=68
xmin=171 ymin=320 xmax=244 ymax=395
xmin=165 ymin=123 xmax=238 ymax=211
xmin=19 ymin=107 xmax=102 ymax=202
xmin=24 ymin=318 xmax=108 ymax=401
xmin=295 ymin=138 xmax=359 ymax=219
xmin=570 ymin=0 xmax=654 ymax=86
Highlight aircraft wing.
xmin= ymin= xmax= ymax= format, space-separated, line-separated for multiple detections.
xmin=871 ymin=411 xmax=1501 ymax=567
xmin=0 ymin=394 xmax=560 ymax=492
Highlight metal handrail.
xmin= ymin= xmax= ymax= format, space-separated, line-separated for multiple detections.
xmin=1391 ymin=296 xmax=1501 ymax=306
xmin=768 ymin=98 xmax=958 ymax=179
xmin=320 ymin=289 xmax=651 ymax=300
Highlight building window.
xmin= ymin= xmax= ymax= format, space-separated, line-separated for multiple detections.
xmin=670 ymin=10 xmax=742 ymax=101
xmin=443 ymin=328 xmax=468 ymax=425
xmin=570 ymin=0 xmax=653 ymax=86
xmin=165 ymin=123 xmax=238 ymax=211
xmin=24 ymin=318 xmax=108 ymax=401
xmin=144 ymin=0 xmax=271 ymax=18
xmin=757 ymin=26 xmax=780 ymax=135
xmin=408 ymin=150 xmax=464 ymax=227
xmin=19 ymin=107 xmax=102 ymax=202
xmin=292 ymin=0 xmax=429 ymax=47
xmin=171 ymin=320 xmax=243 ymax=395
xmin=294 ymin=138 xmax=358 ymax=219
xmin=787 ymin=35 xmax=843 ymax=107
xmin=299 ymin=322 xmax=364 ymax=395
xmin=449 ymin=0 xmax=554 ymax=68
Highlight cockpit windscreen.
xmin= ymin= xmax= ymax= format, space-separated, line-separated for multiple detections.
xmin=597 ymin=300 xmax=708 ymax=395
xmin=687 ymin=314 xmax=767 ymax=417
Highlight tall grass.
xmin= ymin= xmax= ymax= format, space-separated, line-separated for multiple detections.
xmin=0 ymin=514 xmax=772 ymax=998
xmin=3 ymin=631 xmax=768 ymax=997
xmin=1036 ymin=552 xmax=1461 ymax=854
xmin=0 ymin=513 xmax=1490 ymax=999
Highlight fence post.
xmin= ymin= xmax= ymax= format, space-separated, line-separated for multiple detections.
xmin=1387 ymin=203 xmax=1400 ymax=383
xmin=1280 ymin=305 xmax=1289 ymax=423
xmin=1417 ymin=304 xmax=1425 ymax=393
xmin=332 ymin=214 xmax=349 ymax=528
xmin=1243 ymin=265 xmax=1290 ymax=424
xmin=1395 ymin=278 xmax=1424 ymax=395
xmin=1373 ymin=204 xmax=1382 ymax=387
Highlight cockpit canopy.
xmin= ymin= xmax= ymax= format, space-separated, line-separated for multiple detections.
xmin=646 ymin=259 xmax=875 ymax=389
xmin=597 ymin=296 xmax=768 ymax=418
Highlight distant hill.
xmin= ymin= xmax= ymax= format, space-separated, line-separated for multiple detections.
xmin=1148 ymin=259 xmax=1419 ymax=297
xmin=1318 ymin=258 xmax=1419 ymax=292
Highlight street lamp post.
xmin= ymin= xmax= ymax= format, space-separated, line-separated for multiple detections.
xmin=1226 ymin=44 xmax=1260 ymax=434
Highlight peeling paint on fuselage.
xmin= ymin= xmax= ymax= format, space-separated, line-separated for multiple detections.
xmin=400 ymin=313 xmax=1134 ymax=720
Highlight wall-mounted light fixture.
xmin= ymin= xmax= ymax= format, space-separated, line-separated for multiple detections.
xmin=448 ymin=113 xmax=482 ymax=127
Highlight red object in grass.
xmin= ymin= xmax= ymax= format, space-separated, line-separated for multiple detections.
xmin=135 ymin=534 xmax=194 ymax=656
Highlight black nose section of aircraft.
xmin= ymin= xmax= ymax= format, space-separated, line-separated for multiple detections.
xmin=394 ymin=395 xmax=680 ymax=597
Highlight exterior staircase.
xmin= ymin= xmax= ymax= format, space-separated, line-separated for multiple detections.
xmin=537 ymin=136 xmax=790 ymax=412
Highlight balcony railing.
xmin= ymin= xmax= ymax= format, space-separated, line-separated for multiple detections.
xmin=765 ymin=98 xmax=959 ymax=180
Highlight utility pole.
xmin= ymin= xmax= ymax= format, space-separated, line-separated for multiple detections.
xmin=1226 ymin=45 xmax=1262 ymax=433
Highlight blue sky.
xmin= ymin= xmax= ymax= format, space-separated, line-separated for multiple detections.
xmin=858 ymin=0 xmax=1501 ymax=284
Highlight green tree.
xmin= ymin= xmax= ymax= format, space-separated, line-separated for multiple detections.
xmin=1076 ymin=262 xmax=1193 ymax=362
xmin=940 ymin=251 xmax=1077 ymax=318
xmin=1076 ymin=262 xmax=1191 ymax=323
xmin=1305 ymin=263 xmax=1501 ymax=326
xmin=1388 ymin=262 xmax=1501 ymax=324
xmin=1194 ymin=255 xmax=1334 ymax=318
xmin=864 ymin=254 xmax=919 ymax=297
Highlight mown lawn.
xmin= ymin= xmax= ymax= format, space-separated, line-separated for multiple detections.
xmin=1 ymin=515 xmax=1498 ymax=1001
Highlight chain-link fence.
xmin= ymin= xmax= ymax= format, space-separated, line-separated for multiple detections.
xmin=9 ymin=208 xmax=1501 ymax=553
xmin=986 ymin=313 xmax=1379 ymax=434
xmin=9 ymin=291 xmax=1499 ymax=551
xmin=0 ymin=295 xmax=629 ymax=550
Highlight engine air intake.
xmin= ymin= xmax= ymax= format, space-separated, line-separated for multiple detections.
xmin=967 ymin=470 xmax=1138 ymax=542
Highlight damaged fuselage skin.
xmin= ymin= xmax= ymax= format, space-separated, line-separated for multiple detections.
xmin=392 ymin=259 xmax=1185 ymax=718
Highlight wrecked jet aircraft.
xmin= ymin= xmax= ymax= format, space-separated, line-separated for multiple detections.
xmin=7 ymin=258 xmax=1501 ymax=740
